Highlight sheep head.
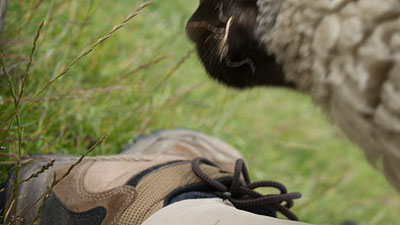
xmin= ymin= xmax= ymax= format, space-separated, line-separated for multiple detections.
xmin=186 ymin=0 xmax=294 ymax=89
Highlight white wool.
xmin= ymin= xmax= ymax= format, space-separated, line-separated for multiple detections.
xmin=257 ymin=0 xmax=400 ymax=191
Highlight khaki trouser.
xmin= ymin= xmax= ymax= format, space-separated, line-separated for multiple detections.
xmin=143 ymin=198 xmax=312 ymax=225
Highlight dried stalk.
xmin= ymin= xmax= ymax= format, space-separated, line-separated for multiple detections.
xmin=19 ymin=160 xmax=55 ymax=184
xmin=17 ymin=21 xmax=45 ymax=107
xmin=0 ymin=52 xmax=23 ymax=218
xmin=151 ymin=48 xmax=194 ymax=93
xmin=115 ymin=55 xmax=170 ymax=82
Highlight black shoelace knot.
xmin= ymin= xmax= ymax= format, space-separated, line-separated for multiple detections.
xmin=191 ymin=157 xmax=301 ymax=221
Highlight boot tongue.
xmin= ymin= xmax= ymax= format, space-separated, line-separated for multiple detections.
xmin=164 ymin=177 xmax=233 ymax=206
xmin=164 ymin=176 xmax=278 ymax=218
xmin=126 ymin=161 xmax=187 ymax=187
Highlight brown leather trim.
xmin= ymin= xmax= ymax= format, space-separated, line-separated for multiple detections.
xmin=53 ymin=161 xmax=137 ymax=225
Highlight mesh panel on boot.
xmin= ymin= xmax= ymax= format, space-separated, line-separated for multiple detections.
xmin=118 ymin=163 xmax=230 ymax=225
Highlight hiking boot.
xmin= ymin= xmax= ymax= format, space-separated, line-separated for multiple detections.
xmin=0 ymin=129 xmax=301 ymax=225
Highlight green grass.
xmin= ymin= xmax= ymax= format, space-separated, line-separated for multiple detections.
xmin=1 ymin=0 xmax=400 ymax=224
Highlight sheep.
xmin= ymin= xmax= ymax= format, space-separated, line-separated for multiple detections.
xmin=186 ymin=0 xmax=400 ymax=191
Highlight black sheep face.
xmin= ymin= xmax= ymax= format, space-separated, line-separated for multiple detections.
xmin=186 ymin=0 xmax=293 ymax=89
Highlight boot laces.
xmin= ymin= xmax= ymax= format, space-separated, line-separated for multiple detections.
xmin=191 ymin=158 xmax=302 ymax=221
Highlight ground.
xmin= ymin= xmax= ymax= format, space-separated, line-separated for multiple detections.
xmin=0 ymin=0 xmax=399 ymax=224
